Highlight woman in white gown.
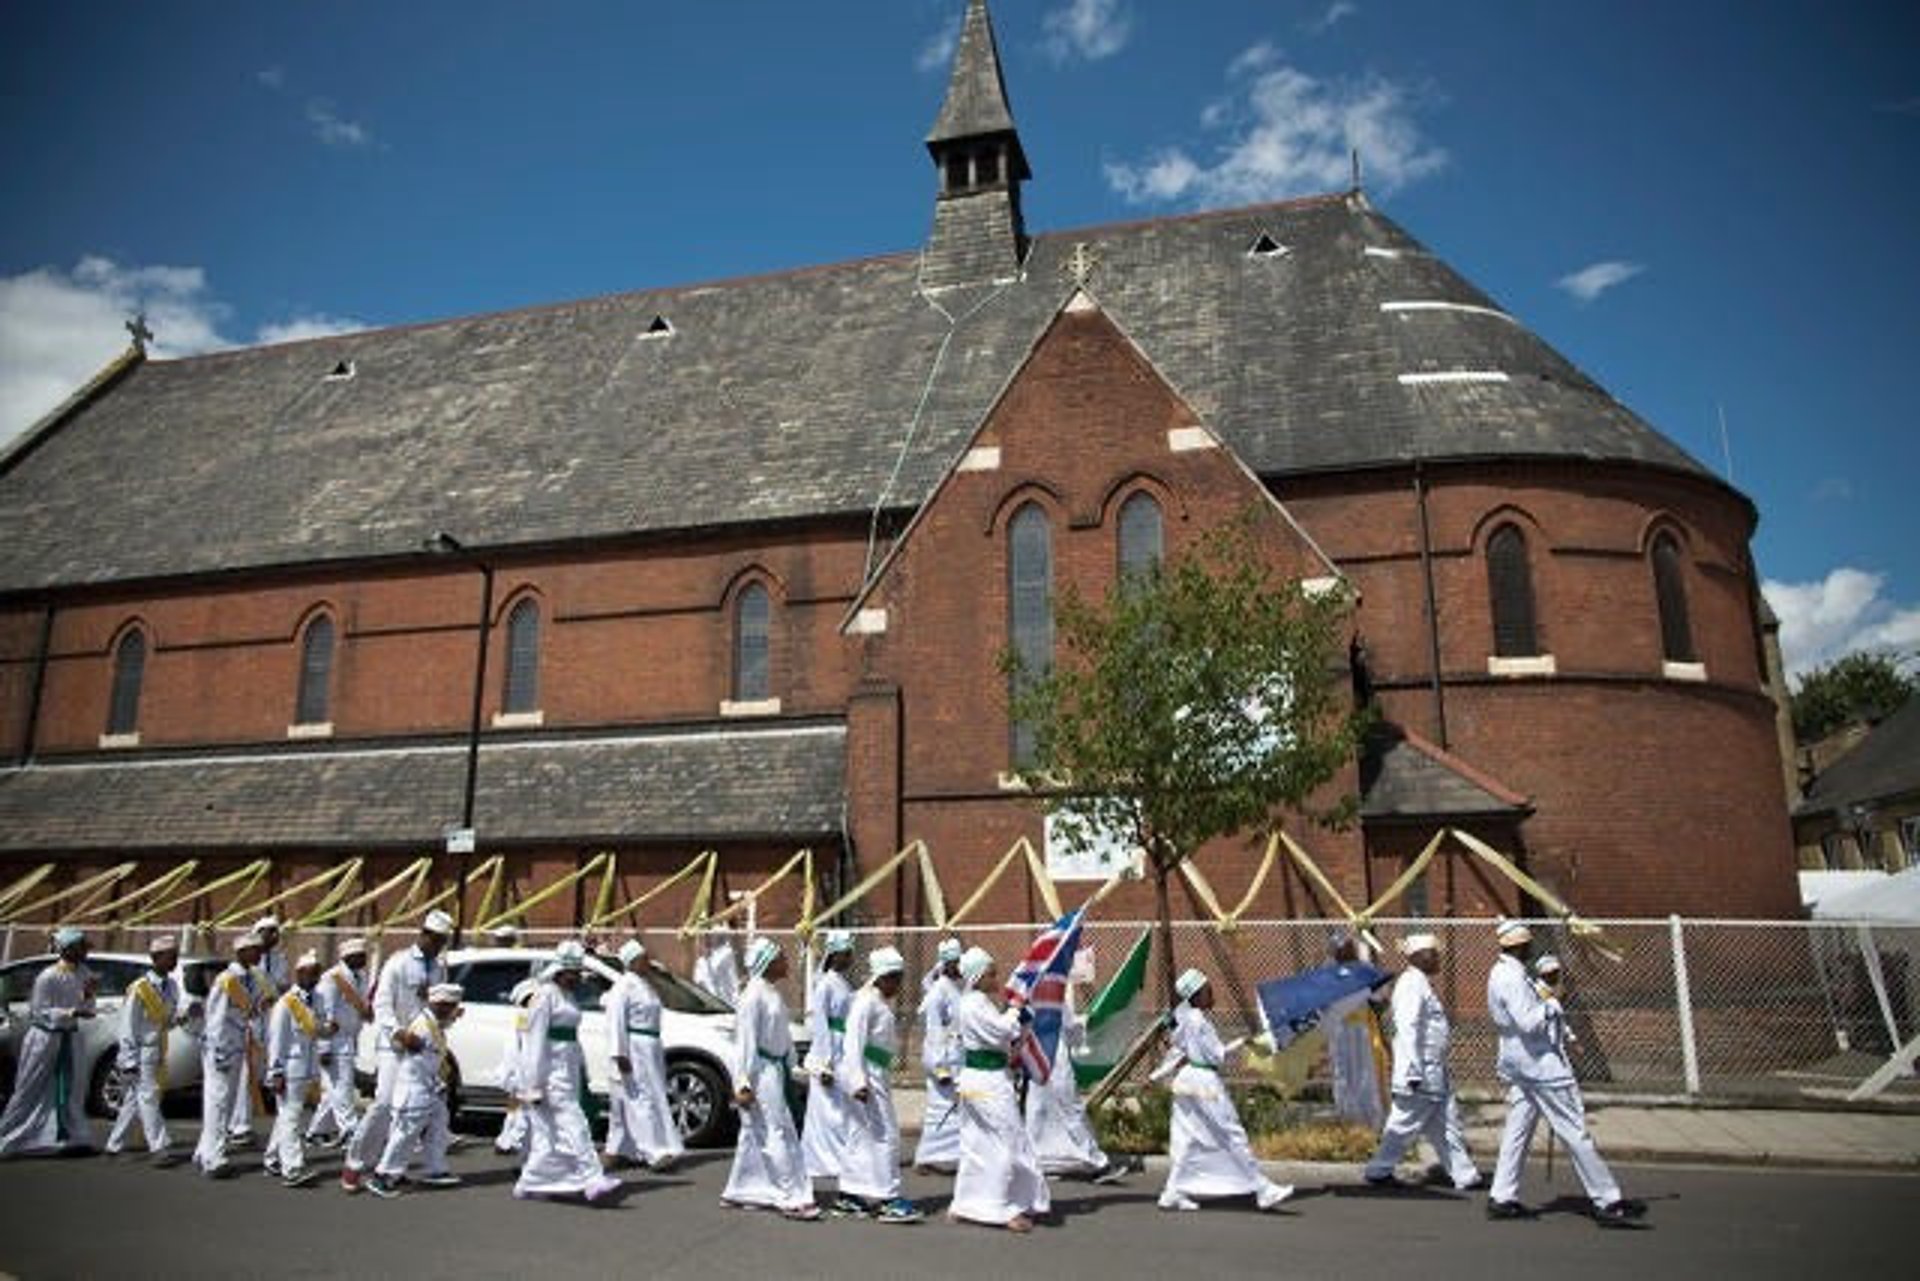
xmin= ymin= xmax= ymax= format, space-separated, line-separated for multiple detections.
xmin=722 ymin=937 xmax=819 ymax=1220
xmin=801 ymin=930 xmax=855 ymax=1199
xmin=1023 ymin=992 xmax=1125 ymax=1182
xmin=1157 ymin=968 xmax=1293 ymax=1212
xmin=604 ymin=939 xmax=684 ymax=1170
xmin=912 ymin=938 xmax=965 ymax=1173
xmin=0 ymin=928 xmax=98 ymax=1155
xmin=513 ymin=942 xmax=621 ymax=1203
xmin=836 ymin=946 xmax=923 ymax=1223
xmin=948 ymin=946 xmax=1050 ymax=1232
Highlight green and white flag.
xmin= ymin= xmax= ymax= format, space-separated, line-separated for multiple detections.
xmin=1076 ymin=928 xmax=1152 ymax=1089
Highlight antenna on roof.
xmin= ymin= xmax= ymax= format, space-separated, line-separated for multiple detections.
xmin=125 ymin=312 xmax=153 ymax=356
xmin=1717 ymin=402 xmax=1735 ymax=482
xmin=1351 ymin=147 xmax=1363 ymax=193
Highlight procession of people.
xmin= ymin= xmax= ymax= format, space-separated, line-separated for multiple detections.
xmin=0 ymin=912 xmax=1645 ymax=1233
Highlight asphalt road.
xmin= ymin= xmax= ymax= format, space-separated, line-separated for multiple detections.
xmin=0 ymin=1130 xmax=1910 ymax=1280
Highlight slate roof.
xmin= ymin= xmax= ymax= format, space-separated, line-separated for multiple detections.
xmin=927 ymin=0 xmax=1019 ymax=146
xmin=1795 ymin=694 xmax=1920 ymax=820
xmin=0 ymin=190 xmax=1720 ymax=596
xmin=0 ymin=721 xmax=846 ymax=851
xmin=1359 ymin=723 xmax=1532 ymax=822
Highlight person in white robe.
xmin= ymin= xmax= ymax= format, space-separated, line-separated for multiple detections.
xmin=265 ymin=951 xmax=330 ymax=1187
xmin=693 ymin=928 xmax=741 ymax=1005
xmin=1486 ymin=919 xmax=1642 ymax=1227
xmin=1156 ymin=968 xmax=1293 ymax=1212
xmin=306 ymin=938 xmax=372 ymax=1146
xmin=721 ymin=936 xmax=818 ymax=1219
xmin=604 ymin=938 xmax=684 ymax=1170
xmin=1023 ymin=989 xmax=1126 ymax=1183
xmin=105 ymin=935 xmax=189 ymax=1163
xmin=342 ymin=910 xmax=451 ymax=1192
xmin=194 ymin=932 xmax=266 ymax=1177
xmin=1324 ymin=930 xmax=1387 ymax=1130
xmin=949 ymin=946 xmax=1050 ymax=1232
xmin=911 ymin=937 xmax=965 ymax=1173
xmin=494 ymin=978 xmax=538 ymax=1157
xmin=1362 ymin=933 xmax=1481 ymax=1190
xmin=0 ymin=927 xmax=99 ymax=1156
xmin=803 ymin=929 xmax=856 ymax=1204
xmin=230 ymin=914 xmax=290 ymax=1146
xmin=514 ymin=942 xmax=621 ymax=1203
xmin=836 ymin=946 xmax=923 ymax=1224
xmin=366 ymin=983 xmax=466 ymax=1196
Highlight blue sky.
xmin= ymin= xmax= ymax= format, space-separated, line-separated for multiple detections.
xmin=2 ymin=1 xmax=1915 ymax=679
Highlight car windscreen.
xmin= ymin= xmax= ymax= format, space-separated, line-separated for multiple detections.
xmin=454 ymin=959 xmax=536 ymax=1006
xmin=647 ymin=963 xmax=732 ymax=1014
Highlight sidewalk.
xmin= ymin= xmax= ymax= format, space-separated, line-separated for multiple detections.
xmin=891 ymin=1087 xmax=1920 ymax=1173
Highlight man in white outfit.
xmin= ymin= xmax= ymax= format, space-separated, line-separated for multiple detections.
xmin=194 ymin=932 xmax=266 ymax=1177
xmin=265 ymin=950 xmax=329 ymax=1187
xmin=494 ymin=978 xmax=538 ymax=1158
xmin=230 ymin=914 xmax=289 ymax=1147
xmin=722 ymin=937 xmax=819 ymax=1220
xmin=803 ymin=929 xmax=856 ymax=1208
xmin=837 ymin=946 xmax=923 ymax=1224
xmin=912 ymin=937 xmax=965 ymax=1173
xmin=105 ymin=934 xmax=189 ymax=1164
xmin=1362 ymin=932 xmax=1481 ymax=1190
xmin=0 ymin=926 xmax=98 ymax=1156
xmin=1156 ymin=968 xmax=1292 ymax=1213
xmin=1323 ymin=930 xmax=1386 ymax=1130
xmin=342 ymin=910 xmax=451 ymax=1192
xmin=306 ymin=938 xmax=372 ymax=1147
xmin=605 ymin=938 xmax=685 ymax=1171
xmin=1486 ymin=919 xmax=1643 ymax=1227
xmin=948 ymin=946 xmax=1050 ymax=1233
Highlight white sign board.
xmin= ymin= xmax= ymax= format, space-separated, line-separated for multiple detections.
xmin=445 ymin=827 xmax=476 ymax=855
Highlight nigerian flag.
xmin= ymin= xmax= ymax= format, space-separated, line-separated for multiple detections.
xmin=1075 ymin=928 xmax=1152 ymax=1088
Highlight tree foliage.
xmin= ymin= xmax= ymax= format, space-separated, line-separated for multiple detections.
xmin=1791 ymin=650 xmax=1917 ymax=742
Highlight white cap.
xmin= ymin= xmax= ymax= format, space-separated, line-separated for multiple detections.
xmin=554 ymin=940 xmax=587 ymax=970
xmin=617 ymin=939 xmax=647 ymax=966
xmin=489 ymin=923 xmax=521 ymax=940
xmin=422 ymin=909 xmax=455 ymax=937
xmin=937 ymin=937 xmax=964 ymax=964
xmin=340 ymin=937 xmax=369 ymax=957
xmin=1534 ymin=954 xmax=1563 ymax=976
xmin=1175 ymin=968 xmax=1209 ymax=1002
xmin=745 ymin=936 xmax=781 ymax=978
xmin=1400 ymin=932 xmax=1441 ymax=957
xmin=294 ymin=950 xmax=322 ymax=970
xmin=958 ymin=946 xmax=994 ymax=986
xmin=428 ymin=983 xmax=464 ymax=1004
xmin=821 ymin=929 xmax=855 ymax=955
xmin=236 ymin=931 xmax=265 ymax=950
xmin=52 ymin=926 xmax=86 ymax=949
xmin=148 ymin=934 xmax=179 ymax=955
xmin=868 ymin=946 xmax=906 ymax=979
xmin=508 ymin=978 xmax=539 ymax=1006
xmin=1495 ymin=918 xmax=1533 ymax=947
xmin=253 ymin=915 xmax=281 ymax=934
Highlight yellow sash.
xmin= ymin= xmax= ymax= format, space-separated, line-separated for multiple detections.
xmin=414 ymin=1012 xmax=452 ymax=1083
xmin=130 ymin=976 xmax=171 ymax=1089
xmin=329 ymin=966 xmax=372 ymax=1020
xmin=219 ymin=972 xmax=251 ymax=1013
xmin=282 ymin=990 xmax=319 ymax=1039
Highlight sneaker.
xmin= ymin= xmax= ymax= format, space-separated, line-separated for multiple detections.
xmin=1363 ymin=1171 xmax=1403 ymax=1189
xmin=339 ymin=1167 xmax=363 ymax=1194
xmin=1456 ymin=1173 xmax=1489 ymax=1192
xmin=647 ymin=1154 xmax=678 ymax=1173
xmin=262 ymin=1160 xmax=282 ymax=1179
xmin=201 ymin=1163 xmax=236 ymax=1181
xmin=1091 ymin=1163 xmax=1129 ymax=1186
xmin=585 ymin=1175 xmax=622 ymax=1203
xmin=780 ymin=1204 xmax=823 ymax=1221
xmin=1595 ymin=1200 xmax=1642 ymax=1228
xmin=364 ymin=1175 xmax=402 ymax=1199
xmin=1486 ymin=1199 xmax=1533 ymax=1221
xmin=1257 ymin=1183 xmax=1295 ymax=1211
xmin=282 ymin=1169 xmax=319 ymax=1189
xmin=828 ymin=1195 xmax=870 ymax=1218
xmin=417 ymin=1171 xmax=463 ymax=1189
xmin=1158 ymin=1193 xmax=1200 ymax=1212
xmin=876 ymin=1198 xmax=925 ymax=1225
xmin=226 ymin=1131 xmax=255 ymax=1150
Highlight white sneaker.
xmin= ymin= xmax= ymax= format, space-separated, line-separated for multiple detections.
xmin=1257 ymin=1183 xmax=1295 ymax=1211
xmin=1158 ymin=1193 xmax=1200 ymax=1212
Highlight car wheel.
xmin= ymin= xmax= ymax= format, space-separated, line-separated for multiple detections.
xmin=89 ymin=1054 xmax=125 ymax=1118
xmin=665 ymin=1056 xmax=733 ymax=1148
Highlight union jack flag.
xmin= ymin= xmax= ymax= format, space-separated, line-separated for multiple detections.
xmin=1004 ymin=903 xmax=1088 ymax=1083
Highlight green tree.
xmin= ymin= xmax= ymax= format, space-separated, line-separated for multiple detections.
xmin=1005 ymin=510 xmax=1367 ymax=996
xmin=1791 ymin=650 xmax=1918 ymax=742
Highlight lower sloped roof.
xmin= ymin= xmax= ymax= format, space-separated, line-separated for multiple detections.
xmin=1359 ymin=722 xmax=1532 ymax=822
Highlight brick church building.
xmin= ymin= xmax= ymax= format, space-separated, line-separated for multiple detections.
xmin=0 ymin=1 xmax=1799 ymax=928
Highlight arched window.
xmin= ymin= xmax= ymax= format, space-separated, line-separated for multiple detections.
xmin=294 ymin=614 xmax=335 ymax=725
xmin=107 ymin=629 xmax=146 ymax=736
xmin=503 ymin=598 xmax=541 ymax=714
xmin=1651 ymin=532 xmax=1696 ymax=663
xmin=734 ymin=582 xmax=771 ymax=702
xmin=1486 ymin=524 xmax=1540 ymax=657
xmin=1008 ymin=504 xmax=1053 ymax=767
xmin=1117 ymin=491 xmax=1164 ymax=583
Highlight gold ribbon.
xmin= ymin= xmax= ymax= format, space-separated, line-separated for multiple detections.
xmin=129 ymin=975 xmax=171 ymax=1089
xmin=8 ymin=862 xmax=137 ymax=922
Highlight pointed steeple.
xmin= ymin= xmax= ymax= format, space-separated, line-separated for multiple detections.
xmin=921 ymin=0 xmax=1031 ymax=290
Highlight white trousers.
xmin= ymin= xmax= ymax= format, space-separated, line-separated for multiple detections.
xmin=269 ymin=1082 xmax=315 ymax=1178
xmin=1024 ymin=1064 xmax=1110 ymax=1176
xmin=106 ymin=1051 xmax=169 ymax=1154
xmin=194 ymin=1047 xmax=244 ymax=1172
xmin=800 ymin=1065 xmax=849 ymax=1181
xmin=345 ymin=1048 xmax=400 ymax=1172
xmin=307 ymin=1044 xmax=359 ymax=1139
xmin=1490 ymin=1081 xmax=1621 ymax=1208
xmin=230 ymin=1046 xmax=256 ymax=1136
xmin=377 ymin=1097 xmax=450 ymax=1179
xmin=1364 ymin=1087 xmax=1479 ymax=1186
xmin=515 ymin=1047 xmax=605 ymax=1196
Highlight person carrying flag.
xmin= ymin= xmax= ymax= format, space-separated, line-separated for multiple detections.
xmin=912 ymin=937 xmax=965 ymax=1174
xmin=1156 ymin=969 xmax=1293 ymax=1213
xmin=837 ymin=946 xmax=923 ymax=1223
xmin=722 ymin=937 xmax=819 ymax=1220
xmin=803 ymin=929 xmax=856 ymax=1208
xmin=1324 ymin=930 xmax=1387 ymax=1130
xmin=105 ymin=934 xmax=189 ymax=1165
xmin=948 ymin=946 xmax=1050 ymax=1233
xmin=1361 ymin=933 xmax=1481 ymax=1191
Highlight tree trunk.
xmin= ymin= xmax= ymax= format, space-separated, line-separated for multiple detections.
xmin=1152 ymin=852 xmax=1178 ymax=1011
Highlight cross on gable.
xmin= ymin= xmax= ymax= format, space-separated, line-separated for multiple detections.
xmin=1063 ymin=241 xmax=1100 ymax=289
xmin=125 ymin=313 xmax=154 ymax=353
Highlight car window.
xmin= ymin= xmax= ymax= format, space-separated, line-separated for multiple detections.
xmin=87 ymin=959 xmax=145 ymax=995
xmin=648 ymin=964 xmax=732 ymax=1014
xmin=1 ymin=961 xmax=39 ymax=1006
xmin=455 ymin=960 xmax=534 ymax=1006
xmin=181 ymin=961 xmax=220 ymax=998
xmin=573 ymin=971 xmax=610 ymax=1013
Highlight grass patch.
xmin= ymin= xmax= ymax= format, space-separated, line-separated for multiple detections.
xmin=1089 ymin=1081 xmax=1376 ymax=1162
xmin=1250 ymin=1120 xmax=1377 ymax=1162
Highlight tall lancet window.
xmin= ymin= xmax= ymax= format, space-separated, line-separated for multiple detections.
xmin=1008 ymin=503 xmax=1053 ymax=768
xmin=1651 ymin=532 xmax=1696 ymax=663
xmin=1487 ymin=524 xmax=1540 ymax=657
xmin=107 ymin=628 xmax=146 ymax=737
xmin=503 ymin=598 xmax=541 ymax=715
xmin=735 ymin=583 xmax=771 ymax=703
xmin=1117 ymin=492 xmax=1164 ymax=584
xmin=295 ymin=614 xmax=335 ymax=725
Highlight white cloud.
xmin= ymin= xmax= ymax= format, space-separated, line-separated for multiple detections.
xmin=306 ymin=100 xmax=373 ymax=149
xmin=1043 ymin=0 xmax=1132 ymax=64
xmin=1106 ymin=45 xmax=1445 ymax=205
xmin=917 ymin=11 xmax=961 ymax=73
xmin=256 ymin=66 xmax=286 ymax=91
xmin=1308 ymin=2 xmax=1360 ymax=33
xmin=1556 ymin=259 xmax=1645 ymax=304
xmin=0 ymin=257 xmax=366 ymax=447
xmin=1764 ymin=568 xmax=1920 ymax=680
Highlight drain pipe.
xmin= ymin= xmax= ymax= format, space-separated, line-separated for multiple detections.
xmin=1413 ymin=464 xmax=1449 ymax=749
xmin=18 ymin=601 xmax=55 ymax=764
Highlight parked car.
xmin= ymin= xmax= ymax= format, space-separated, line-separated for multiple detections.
xmin=0 ymin=952 xmax=226 ymax=1116
xmin=357 ymin=946 xmax=808 ymax=1148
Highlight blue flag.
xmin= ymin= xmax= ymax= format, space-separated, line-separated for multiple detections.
xmin=1254 ymin=961 xmax=1391 ymax=1050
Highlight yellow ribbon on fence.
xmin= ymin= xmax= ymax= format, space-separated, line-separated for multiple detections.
xmin=397 ymin=855 xmax=505 ymax=928
xmin=590 ymin=853 xmax=619 ymax=926
xmin=807 ymin=841 xmax=922 ymax=931
xmin=1278 ymin=833 xmax=1382 ymax=954
xmin=478 ymin=852 xmax=610 ymax=931
xmin=217 ymin=858 xmax=363 ymax=926
xmin=1357 ymin=829 xmax=1448 ymax=924
xmin=71 ymin=861 xmax=199 ymax=924
xmin=587 ymin=850 xmax=712 ymax=930
xmin=1446 ymin=828 xmax=1623 ymax=962
xmin=689 ymin=848 xmax=816 ymax=935
xmin=0 ymin=863 xmax=57 ymax=918
xmin=9 ymin=862 xmax=137 ymax=924
xmin=1177 ymin=833 xmax=1282 ymax=934
xmin=471 ymin=856 xmax=507 ymax=932
xmin=128 ymin=859 xmax=272 ymax=927
xmin=680 ymin=850 xmax=719 ymax=936
xmin=298 ymin=857 xmax=432 ymax=927
xmin=946 ymin=836 xmax=1062 ymax=926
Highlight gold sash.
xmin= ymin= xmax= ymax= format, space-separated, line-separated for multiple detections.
xmin=282 ymin=990 xmax=319 ymax=1039
xmin=129 ymin=975 xmax=171 ymax=1089
xmin=329 ymin=965 xmax=372 ymax=1020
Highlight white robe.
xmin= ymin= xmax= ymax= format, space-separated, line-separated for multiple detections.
xmin=231 ymin=952 xmax=285 ymax=1138
xmin=836 ymin=985 xmax=901 ymax=1201
xmin=1364 ymin=966 xmax=1478 ymax=1187
xmin=514 ymin=982 xmax=610 ymax=1197
xmin=495 ymin=1006 xmax=531 ymax=1155
xmin=1487 ymin=955 xmax=1620 ymax=1207
xmin=1159 ymin=1005 xmax=1287 ymax=1207
xmin=0 ymin=960 xmax=97 ymax=1155
xmin=950 ymin=989 xmax=1049 ymax=1225
xmin=194 ymin=962 xmax=255 ymax=1173
xmin=307 ymin=960 xmax=371 ymax=1140
xmin=605 ymin=971 xmax=683 ymax=1165
xmin=106 ymin=967 xmax=181 ymax=1156
xmin=912 ymin=972 xmax=963 ymax=1170
xmin=265 ymin=987 xmax=324 ymax=1178
xmin=694 ymin=942 xmax=740 ymax=1005
xmin=721 ymin=975 xmax=813 ymax=1211
xmin=801 ymin=966 xmax=853 ymax=1181
xmin=346 ymin=944 xmax=445 ymax=1174
xmin=1325 ymin=984 xmax=1386 ymax=1129
xmin=1023 ymin=999 xmax=1110 ymax=1175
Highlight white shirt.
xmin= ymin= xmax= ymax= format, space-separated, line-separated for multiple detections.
xmin=394 ymin=1009 xmax=451 ymax=1108
xmin=730 ymin=976 xmax=793 ymax=1091
xmin=694 ymin=943 xmax=740 ymax=1005
xmin=266 ymin=987 xmax=324 ymax=1085
xmin=27 ymin=960 xmax=95 ymax=1032
xmin=1164 ymin=1004 xmax=1230 ymax=1073
xmin=117 ymin=968 xmax=181 ymax=1065
xmin=957 ymin=989 xmax=1022 ymax=1058
xmin=314 ymin=962 xmax=372 ymax=1047
xmin=1386 ymin=965 xmax=1452 ymax=1092
xmin=372 ymin=945 xmax=447 ymax=1041
xmin=1486 ymin=953 xmax=1573 ymax=1085
xmin=204 ymin=961 xmax=257 ymax=1056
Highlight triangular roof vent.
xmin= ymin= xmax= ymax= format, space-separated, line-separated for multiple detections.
xmin=323 ymin=359 xmax=356 ymax=381
xmin=642 ymin=315 xmax=674 ymax=339
xmin=1248 ymin=232 xmax=1287 ymax=259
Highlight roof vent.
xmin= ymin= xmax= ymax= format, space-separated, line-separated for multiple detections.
xmin=642 ymin=315 xmax=674 ymax=339
xmin=323 ymin=360 xmax=356 ymax=381
xmin=1247 ymin=233 xmax=1287 ymax=259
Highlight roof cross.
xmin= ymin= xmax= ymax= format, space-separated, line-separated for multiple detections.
xmin=125 ymin=313 xmax=154 ymax=354
xmin=1064 ymin=241 xmax=1100 ymax=288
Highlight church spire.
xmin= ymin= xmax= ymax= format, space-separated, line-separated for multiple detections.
xmin=921 ymin=0 xmax=1031 ymax=290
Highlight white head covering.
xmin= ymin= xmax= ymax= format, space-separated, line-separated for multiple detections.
xmin=1400 ymin=932 xmax=1441 ymax=957
xmin=1175 ymin=968 xmax=1209 ymax=1002
xmin=867 ymin=946 xmax=906 ymax=980
xmin=821 ymin=929 xmax=855 ymax=956
xmin=508 ymin=978 xmax=540 ymax=1006
xmin=617 ymin=939 xmax=647 ymax=966
xmin=422 ymin=909 xmax=455 ymax=937
xmin=937 ymin=937 xmax=964 ymax=964
xmin=253 ymin=915 xmax=281 ymax=934
xmin=52 ymin=926 xmax=86 ymax=950
xmin=745 ymin=936 xmax=781 ymax=979
xmin=340 ymin=937 xmax=369 ymax=958
xmin=428 ymin=982 xmax=464 ymax=1004
xmin=148 ymin=934 xmax=179 ymax=955
xmin=958 ymin=946 xmax=994 ymax=987
xmin=1495 ymin=918 xmax=1533 ymax=947
xmin=1533 ymin=954 xmax=1563 ymax=977
xmin=294 ymin=949 xmax=322 ymax=970
xmin=236 ymin=931 xmax=265 ymax=951
xmin=553 ymin=939 xmax=587 ymax=971
xmin=489 ymin=923 xmax=521 ymax=943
